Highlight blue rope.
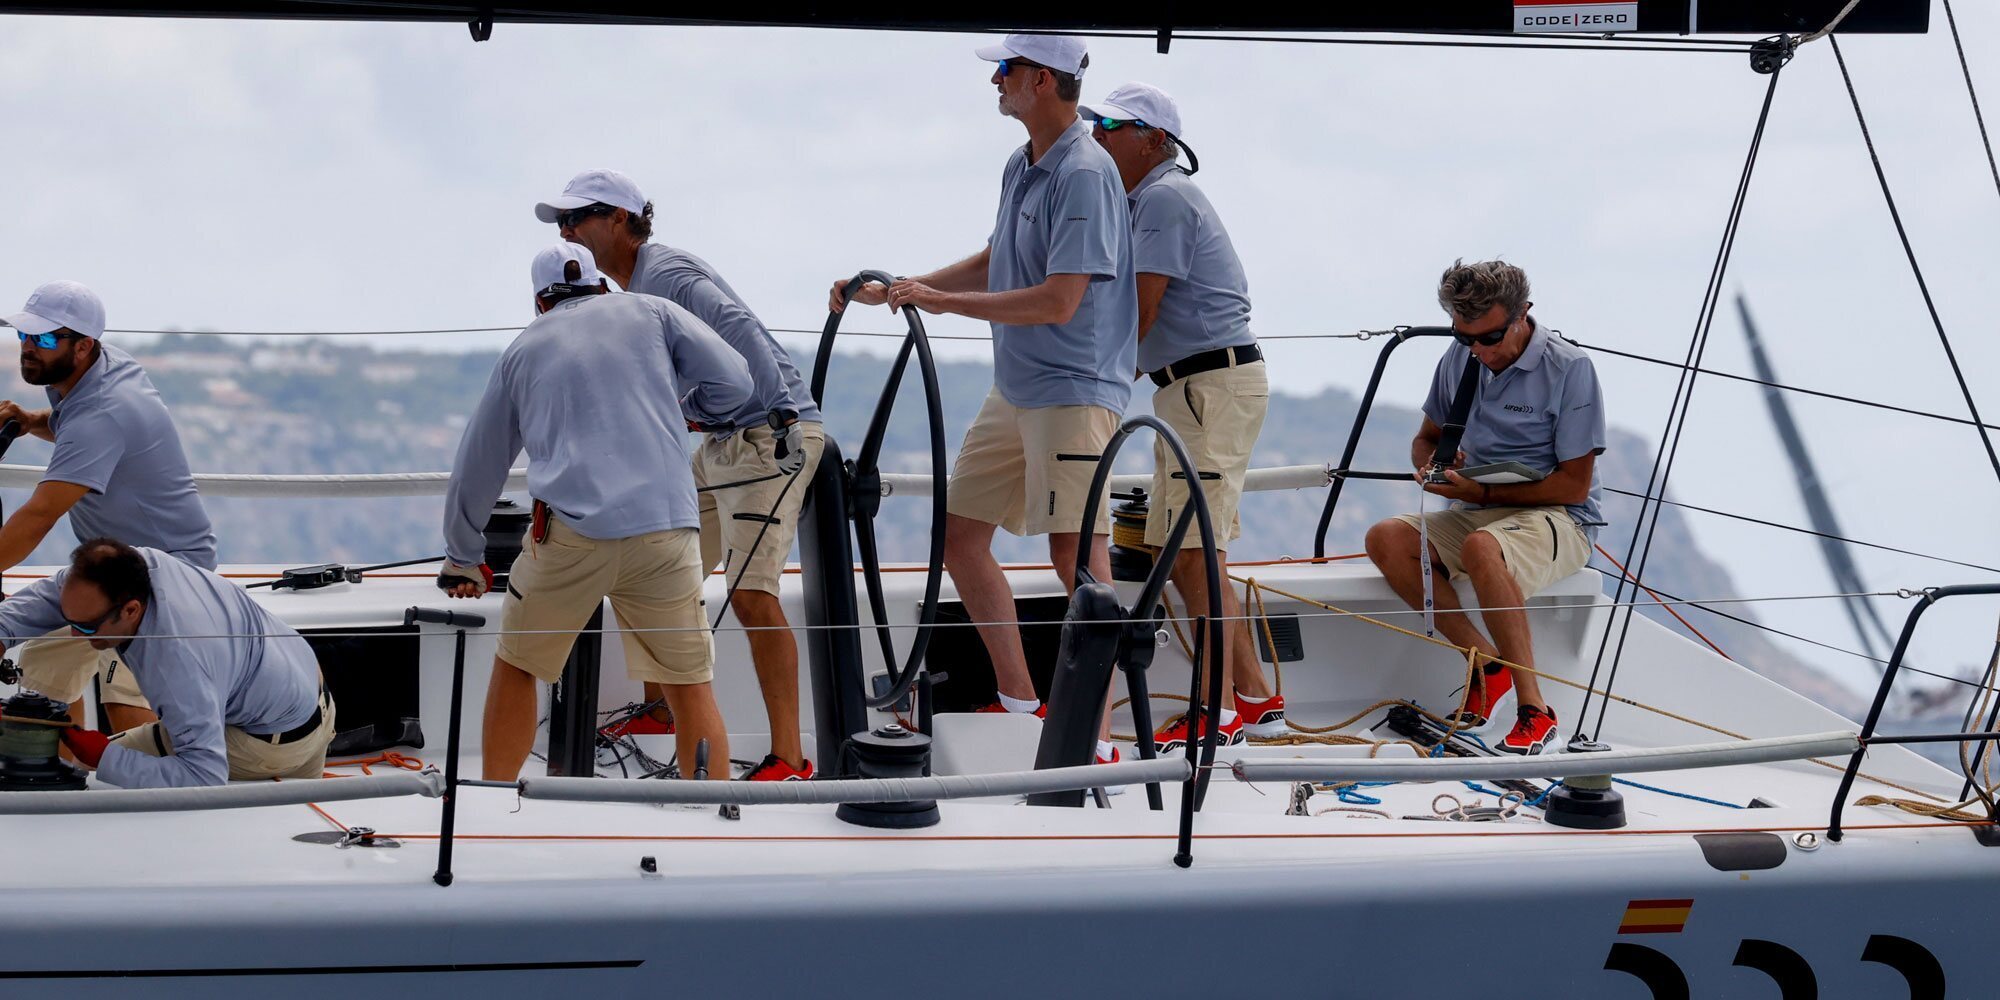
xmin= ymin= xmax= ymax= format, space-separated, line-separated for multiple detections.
xmin=1336 ymin=781 xmax=1397 ymax=805
xmin=1609 ymin=776 xmax=1747 ymax=809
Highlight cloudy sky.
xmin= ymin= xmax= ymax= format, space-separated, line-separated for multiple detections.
xmin=2 ymin=6 xmax=1997 ymax=694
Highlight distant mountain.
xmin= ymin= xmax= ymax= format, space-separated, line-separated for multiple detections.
xmin=0 ymin=334 xmax=1865 ymax=715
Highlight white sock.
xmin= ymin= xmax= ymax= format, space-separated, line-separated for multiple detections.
xmin=1220 ymin=708 xmax=1239 ymax=726
xmin=1235 ymin=689 xmax=1277 ymax=706
xmin=998 ymin=692 xmax=1042 ymax=715
xmin=1097 ymin=740 xmax=1115 ymax=760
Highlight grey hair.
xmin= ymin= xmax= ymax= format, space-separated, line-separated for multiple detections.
xmin=1436 ymin=259 xmax=1530 ymax=323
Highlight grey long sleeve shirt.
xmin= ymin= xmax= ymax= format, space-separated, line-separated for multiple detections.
xmin=628 ymin=243 xmax=821 ymax=430
xmin=442 ymin=291 xmax=754 ymax=565
xmin=0 ymin=548 xmax=320 ymax=788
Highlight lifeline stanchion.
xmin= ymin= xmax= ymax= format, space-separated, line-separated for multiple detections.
xmin=405 ymin=606 xmax=487 ymax=887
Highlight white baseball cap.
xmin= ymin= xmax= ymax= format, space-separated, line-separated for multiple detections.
xmin=531 ymin=243 xmax=605 ymax=296
xmin=534 ymin=168 xmax=648 ymax=224
xmin=2 ymin=281 xmax=106 ymax=340
xmin=1082 ymin=81 xmax=1202 ymax=173
xmin=1082 ymin=82 xmax=1182 ymax=139
xmin=974 ymin=33 xmax=1089 ymax=78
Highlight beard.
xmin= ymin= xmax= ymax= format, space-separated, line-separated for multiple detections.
xmin=19 ymin=350 xmax=75 ymax=386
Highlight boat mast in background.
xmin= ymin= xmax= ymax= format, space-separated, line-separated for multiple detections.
xmin=1737 ymin=292 xmax=1898 ymax=662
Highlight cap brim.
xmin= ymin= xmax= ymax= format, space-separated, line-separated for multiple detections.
xmin=0 ymin=311 xmax=58 ymax=336
xmin=1081 ymin=101 xmax=1143 ymax=124
xmin=973 ymin=41 xmax=1019 ymax=63
xmin=533 ymin=195 xmax=596 ymax=223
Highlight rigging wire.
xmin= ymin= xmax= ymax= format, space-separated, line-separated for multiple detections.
xmin=1579 ymin=57 xmax=1788 ymax=742
xmin=1599 ymin=487 xmax=2000 ymax=576
xmin=1942 ymin=0 xmax=2000 ymax=205
xmin=1830 ymin=36 xmax=2000 ymax=491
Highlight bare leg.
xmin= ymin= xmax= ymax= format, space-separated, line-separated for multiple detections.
xmin=658 ymin=681 xmax=729 ymax=779
xmin=944 ymin=513 xmax=1036 ymax=701
xmin=731 ymin=589 xmax=804 ymax=768
xmin=1167 ymin=548 xmax=1274 ymax=705
xmin=481 ymin=657 xmax=540 ymax=781
xmin=1458 ymin=532 xmax=1547 ymax=711
xmin=1365 ymin=520 xmax=1503 ymax=663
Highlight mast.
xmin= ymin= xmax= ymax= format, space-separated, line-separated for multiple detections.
xmin=1736 ymin=293 xmax=1898 ymax=661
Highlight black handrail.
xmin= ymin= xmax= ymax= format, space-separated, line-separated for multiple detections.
xmin=1827 ymin=582 xmax=2000 ymax=841
xmin=1312 ymin=327 xmax=1454 ymax=559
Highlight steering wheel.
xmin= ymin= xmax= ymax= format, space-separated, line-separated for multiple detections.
xmin=1072 ymin=414 xmax=1226 ymax=814
xmin=813 ymin=272 xmax=949 ymax=711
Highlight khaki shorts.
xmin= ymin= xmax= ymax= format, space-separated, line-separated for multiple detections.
xmin=498 ymin=519 xmax=713 ymax=686
xmin=696 ymin=422 xmax=825 ymax=597
xmin=1146 ymin=360 xmax=1269 ymax=550
xmin=1391 ymin=505 xmax=1591 ymax=598
xmin=111 ymin=688 xmax=336 ymax=781
xmin=15 ymin=630 xmax=149 ymax=709
xmin=946 ymin=389 xmax=1119 ymax=537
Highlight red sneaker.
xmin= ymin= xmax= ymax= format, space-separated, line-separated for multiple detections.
xmin=742 ymin=754 xmax=814 ymax=781
xmin=1234 ymin=692 xmax=1287 ymax=738
xmin=599 ymin=706 xmax=674 ymax=740
xmin=1498 ymin=705 xmax=1559 ymax=755
xmin=1096 ymin=746 xmax=1121 ymax=765
xmin=1446 ymin=664 xmax=1514 ymax=729
xmin=976 ymin=701 xmax=1047 ymax=718
xmin=1152 ymin=713 xmax=1245 ymax=754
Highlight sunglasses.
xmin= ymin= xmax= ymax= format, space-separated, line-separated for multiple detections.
xmin=1096 ymin=117 xmax=1150 ymax=132
xmin=1453 ymin=313 xmax=1519 ymax=348
xmin=16 ymin=330 xmax=79 ymax=351
xmin=554 ymin=203 xmax=619 ymax=229
xmin=996 ymin=58 xmax=1047 ymax=79
xmin=65 ymin=604 xmax=123 ymax=637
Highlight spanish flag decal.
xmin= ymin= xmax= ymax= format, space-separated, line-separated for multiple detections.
xmin=1618 ymin=899 xmax=1693 ymax=934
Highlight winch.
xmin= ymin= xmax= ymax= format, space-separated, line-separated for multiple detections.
xmin=0 ymin=691 xmax=87 ymax=792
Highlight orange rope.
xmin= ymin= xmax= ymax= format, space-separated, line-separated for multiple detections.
xmin=1593 ymin=543 xmax=1731 ymax=660
xmin=322 ymin=750 xmax=426 ymax=778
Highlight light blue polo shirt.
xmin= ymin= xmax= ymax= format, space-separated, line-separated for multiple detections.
xmin=1129 ymin=161 xmax=1255 ymax=374
xmin=1422 ymin=319 xmax=1607 ymax=537
xmin=44 ymin=344 xmax=217 ymax=569
xmin=988 ymin=117 xmax=1137 ymax=413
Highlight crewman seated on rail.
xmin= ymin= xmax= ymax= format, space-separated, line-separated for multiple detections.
xmin=0 ymin=538 xmax=335 ymax=787
xmin=1363 ymin=260 xmax=1606 ymax=755
xmin=438 ymin=243 xmax=754 ymax=782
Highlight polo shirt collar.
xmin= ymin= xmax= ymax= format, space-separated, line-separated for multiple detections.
xmin=49 ymin=345 xmax=111 ymax=409
xmin=1509 ymin=317 xmax=1549 ymax=372
xmin=1024 ymin=116 xmax=1093 ymax=173
xmin=1129 ymin=160 xmax=1179 ymax=204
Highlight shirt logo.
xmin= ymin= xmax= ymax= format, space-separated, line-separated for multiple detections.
xmin=1020 ymin=211 xmax=1038 ymax=224
xmin=1504 ymin=404 xmax=1536 ymax=414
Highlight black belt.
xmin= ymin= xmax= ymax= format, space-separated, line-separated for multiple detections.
xmin=258 ymin=689 xmax=330 ymax=746
xmin=1149 ymin=344 xmax=1262 ymax=388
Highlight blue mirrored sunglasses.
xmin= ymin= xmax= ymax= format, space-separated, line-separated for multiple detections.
xmin=1096 ymin=117 xmax=1150 ymax=132
xmin=16 ymin=330 xmax=77 ymax=351
xmin=65 ymin=606 xmax=121 ymax=636
xmin=996 ymin=58 xmax=1046 ymax=78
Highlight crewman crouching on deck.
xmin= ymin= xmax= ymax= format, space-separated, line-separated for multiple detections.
xmin=1087 ymin=82 xmax=1285 ymax=751
xmin=439 ymin=244 xmax=753 ymax=782
xmin=1364 ymin=260 xmax=1606 ymax=755
xmin=0 ymin=539 xmax=334 ymax=787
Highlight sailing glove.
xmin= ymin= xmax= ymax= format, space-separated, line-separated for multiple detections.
xmin=61 ymin=727 xmax=109 ymax=769
xmin=437 ymin=560 xmax=493 ymax=598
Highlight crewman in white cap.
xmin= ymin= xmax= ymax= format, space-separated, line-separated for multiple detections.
xmin=439 ymin=243 xmax=754 ymax=782
xmin=1085 ymin=82 xmax=1285 ymax=751
xmin=537 ymin=168 xmax=826 ymax=782
xmin=828 ymin=33 xmax=1136 ymax=764
xmin=0 ymin=281 xmax=216 ymax=737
